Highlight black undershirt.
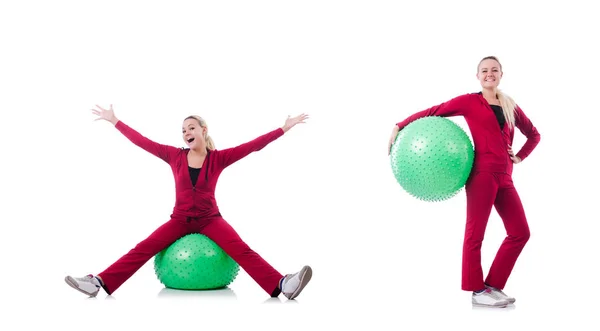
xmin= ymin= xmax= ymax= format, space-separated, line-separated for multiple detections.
xmin=189 ymin=167 xmax=200 ymax=186
xmin=478 ymin=92 xmax=506 ymax=130
xmin=490 ymin=104 xmax=506 ymax=130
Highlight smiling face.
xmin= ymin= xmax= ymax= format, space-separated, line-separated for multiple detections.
xmin=182 ymin=117 xmax=207 ymax=149
xmin=477 ymin=58 xmax=503 ymax=90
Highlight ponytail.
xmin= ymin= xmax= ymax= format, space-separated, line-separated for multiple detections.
xmin=205 ymin=134 xmax=216 ymax=151
xmin=496 ymin=89 xmax=517 ymax=129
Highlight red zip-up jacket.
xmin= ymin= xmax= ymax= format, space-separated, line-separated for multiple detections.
xmin=396 ymin=92 xmax=540 ymax=175
xmin=114 ymin=121 xmax=284 ymax=221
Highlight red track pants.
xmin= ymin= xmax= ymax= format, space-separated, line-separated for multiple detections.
xmin=97 ymin=216 xmax=284 ymax=296
xmin=462 ymin=171 xmax=530 ymax=291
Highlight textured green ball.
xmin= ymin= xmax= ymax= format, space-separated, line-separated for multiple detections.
xmin=154 ymin=234 xmax=240 ymax=290
xmin=390 ymin=116 xmax=474 ymax=202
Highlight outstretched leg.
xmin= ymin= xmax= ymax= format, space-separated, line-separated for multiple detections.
xmin=65 ymin=219 xmax=190 ymax=296
xmin=201 ymin=217 xmax=285 ymax=296
xmin=97 ymin=219 xmax=191 ymax=294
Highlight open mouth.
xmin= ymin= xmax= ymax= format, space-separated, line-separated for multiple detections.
xmin=187 ymin=138 xmax=195 ymax=143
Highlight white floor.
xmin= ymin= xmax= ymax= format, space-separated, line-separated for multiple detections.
xmin=11 ymin=257 xmax=598 ymax=331
xmin=8 ymin=199 xmax=599 ymax=331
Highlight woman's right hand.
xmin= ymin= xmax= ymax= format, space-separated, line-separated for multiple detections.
xmin=281 ymin=113 xmax=309 ymax=133
xmin=388 ymin=125 xmax=400 ymax=155
xmin=91 ymin=104 xmax=119 ymax=125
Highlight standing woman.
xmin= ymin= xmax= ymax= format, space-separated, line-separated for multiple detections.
xmin=65 ymin=105 xmax=312 ymax=300
xmin=388 ymin=56 xmax=540 ymax=307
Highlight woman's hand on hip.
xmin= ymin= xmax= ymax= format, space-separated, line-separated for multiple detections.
xmin=508 ymin=146 xmax=522 ymax=164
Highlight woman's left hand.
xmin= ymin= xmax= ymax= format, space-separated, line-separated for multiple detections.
xmin=282 ymin=113 xmax=309 ymax=132
xmin=508 ymin=146 xmax=521 ymax=164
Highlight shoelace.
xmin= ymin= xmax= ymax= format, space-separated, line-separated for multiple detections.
xmin=75 ymin=275 xmax=94 ymax=282
xmin=487 ymin=286 xmax=508 ymax=297
xmin=473 ymin=288 xmax=508 ymax=305
xmin=485 ymin=288 xmax=504 ymax=300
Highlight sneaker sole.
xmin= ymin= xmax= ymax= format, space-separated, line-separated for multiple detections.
xmin=472 ymin=302 xmax=509 ymax=308
xmin=64 ymin=276 xmax=100 ymax=297
xmin=286 ymin=265 xmax=312 ymax=300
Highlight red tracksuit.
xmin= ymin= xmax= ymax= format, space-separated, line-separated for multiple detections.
xmin=396 ymin=92 xmax=541 ymax=291
xmin=97 ymin=121 xmax=285 ymax=296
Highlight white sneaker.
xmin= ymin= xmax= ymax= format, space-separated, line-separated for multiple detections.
xmin=472 ymin=288 xmax=510 ymax=308
xmin=280 ymin=265 xmax=312 ymax=300
xmin=65 ymin=274 xmax=102 ymax=297
xmin=486 ymin=285 xmax=516 ymax=304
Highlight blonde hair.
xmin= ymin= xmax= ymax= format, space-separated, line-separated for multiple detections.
xmin=185 ymin=115 xmax=216 ymax=150
xmin=478 ymin=56 xmax=517 ymax=129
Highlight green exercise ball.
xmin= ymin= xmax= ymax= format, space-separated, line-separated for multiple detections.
xmin=154 ymin=233 xmax=240 ymax=290
xmin=390 ymin=116 xmax=474 ymax=202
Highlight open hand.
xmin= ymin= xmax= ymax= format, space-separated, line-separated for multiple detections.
xmin=282 ymin=113 xmax=309 ymax=132
xmin=91 ymin=104 xmax=119 ymax=125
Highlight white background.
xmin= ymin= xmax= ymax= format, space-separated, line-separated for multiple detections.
xmin=1 ymin=0 xmax=598 ymax=330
